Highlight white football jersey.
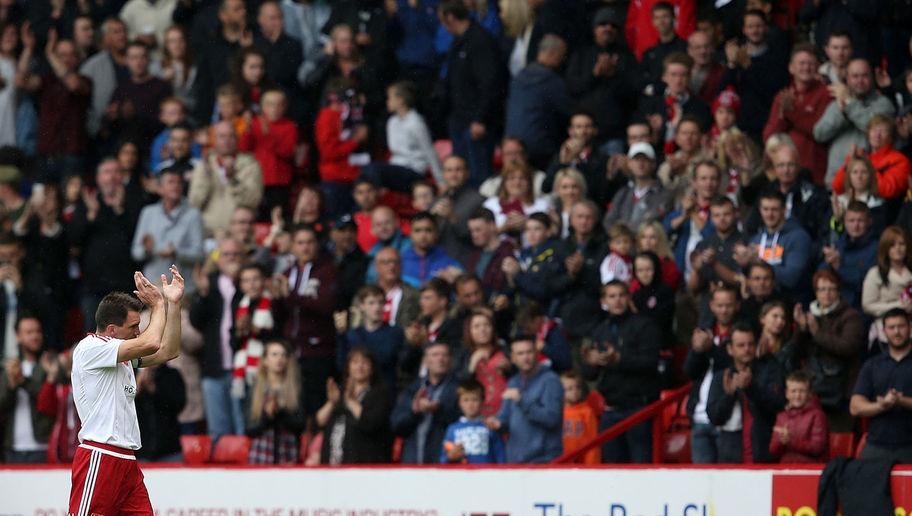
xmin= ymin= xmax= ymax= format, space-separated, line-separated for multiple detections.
xmin=71 ymin=334 xmax=142 ymax=450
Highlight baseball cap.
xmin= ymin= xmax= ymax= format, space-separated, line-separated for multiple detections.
xmin=331 ymin=213 xmax=357 ymax=231
xmin=593 ymin=7 xmax=622 ymax=28
xmin=627 ymin=142 xmax=656 ymax=160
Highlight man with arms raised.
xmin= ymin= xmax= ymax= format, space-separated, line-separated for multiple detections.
xmin=68 ymin=267 xmax=184 ymax=514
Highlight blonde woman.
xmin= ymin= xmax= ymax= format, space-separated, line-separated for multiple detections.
xmin=742 ymin=133 xmax=797 ymax=208
xmin=245 ymin=340 xmax=306 ymax=464
xmin=636 ymin=221 xmax=682 ymax=290
xmin=549 ymin=167 xmax=587 ymax=238
xmin=715 ymin=128 xmax=761 ymax=202
xmin=499 ymin=0 xmax=535 ymax=76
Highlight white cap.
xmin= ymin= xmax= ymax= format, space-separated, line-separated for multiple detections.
xmin=627 ymin=142 xmax=656 ymax=160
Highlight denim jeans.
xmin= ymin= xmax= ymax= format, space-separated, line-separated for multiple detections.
xmin=201 ymin=373 xmax=245 ymax=443
xmin=599 ymin=407 xmax=653 ymax=463
xmin=5 ymin=449 xmax=47 ymax=463
xmin=717 ymin=430 xmax=744 ymax=463
xmin=449 ymin=123 xmax=494 ymax=188
xmin=690 ymin=422 xmax=720 ymax=464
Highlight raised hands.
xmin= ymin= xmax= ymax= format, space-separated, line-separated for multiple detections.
xmin=133 ymin=271 xmax=163 ymax=307
xmin=161 ymin=265 xmax=185 ymax=304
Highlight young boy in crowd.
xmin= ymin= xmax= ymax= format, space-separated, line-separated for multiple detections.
xmin=440 ymin=378 xmax=505 ymax=464
xmin=710 ymin=88 xmax=740 ymax=143
xmin=335 ymin=285 xmax=405 ymax=389
xmin=600 ymin=223 xmax=634 ymax=284
xmin=769 ymin=370 xmax=828 ymax=463
xmin=560 ymin=371 xmax=601 ymax=464
xmin=203 ymin=85 xmax=248 ymax=151
xmin=150 ymin=97 xmax=200 ymax=171
xmin=231 ymin=264 xmax=275 ymax=402
xmin=238 ymin=89 xmax=299 ymax=219
xmin=412 ymin=181 xmax=436 ymax=213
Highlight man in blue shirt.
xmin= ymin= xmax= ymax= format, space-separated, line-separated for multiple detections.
xmin=401 ymin=212 xmax=462 ymax=287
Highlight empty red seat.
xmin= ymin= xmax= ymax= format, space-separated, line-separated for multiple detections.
xmin=434 ymin=140 xmax=453 ymax=162
xmin=180 ymin=435 xmax=212 ymax=465
xmin=828 ymin=432 xmax=855 ymax=459
xmin=211 ymin=435 xmax=251 ymax=464
xmin=854 ymin=433 xmax=868 ymax=459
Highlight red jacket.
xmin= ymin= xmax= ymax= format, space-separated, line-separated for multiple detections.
xmin=769 ymin=401 xmax=828 ymax=463
xmin=832 ymin=144 xmax=912 ymax=201
xmin=763 ymin=80 xmax=831 ymax=185
xmin=238 ymin=116 xmax=298 ymax=187
xmin=625 ymin=0 xmax=696 ymax=60
xmin=315 ymin=107 xmax=361 ymax=184
xmin=37 ymin=382 xmax=80 ymax=463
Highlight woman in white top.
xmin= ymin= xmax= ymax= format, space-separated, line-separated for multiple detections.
xmin=862 ymin=226 xmax=912 ymax=342
xmin=483 ymin=162 xmax=551 ymax=236
xmin=548 ymin=167 xmax=586 ymax=239
xmin=359 ymin=81 xmax=442 ymax=191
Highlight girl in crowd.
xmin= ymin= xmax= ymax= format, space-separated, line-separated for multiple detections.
xmin=246 ymin=340 xmax=306 ymax=465
xmin=461 ymin=309 xmax=509 ymax=417
xmin=483 ymin=162 xmax=551 ymax=237
xmin=232 ymin=47 xmax=273 ymax=115
xmin=153 ymin=26 xmax=197 ymax=117
xmin=757 ymin=300 xmax=796 ymax=371
xmin=317 ymin=348 xmax=393 ymax=464
xmin=862 ymin=226 xmax=912 ymax=345
xmin=630 ymin=251 xmax=674 ymax=344
xmin=830 ymin=157 xmax=886 ymax=232
xmin=549 ymin=168 xmax=586 ymax=239
xmin=636 ymin=221 xmax=681 ymax=291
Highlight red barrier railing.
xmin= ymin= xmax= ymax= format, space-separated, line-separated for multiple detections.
xmin=552 ymin=383 xmax=692 ymax=464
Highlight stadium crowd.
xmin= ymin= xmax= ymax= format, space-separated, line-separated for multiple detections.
xmin=0 ymin=0 xmax=912 ymax=467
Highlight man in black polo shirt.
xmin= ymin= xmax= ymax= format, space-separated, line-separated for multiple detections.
xmin=851 ymin=308 xmax=912 ymax=462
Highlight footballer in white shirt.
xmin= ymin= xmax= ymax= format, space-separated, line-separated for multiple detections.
xmin=68 ymin=266 xmax=183 ymax=515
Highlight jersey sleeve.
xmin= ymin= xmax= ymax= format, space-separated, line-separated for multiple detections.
xmin=76 ymin=337 xmax=122 ymax=370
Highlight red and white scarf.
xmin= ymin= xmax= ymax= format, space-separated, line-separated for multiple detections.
xmin=231 ymin=294 xmax=274 ymax=399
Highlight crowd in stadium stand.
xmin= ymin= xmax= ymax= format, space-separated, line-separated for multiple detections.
xmin=1 ymin=0 xmax=912 ymax=467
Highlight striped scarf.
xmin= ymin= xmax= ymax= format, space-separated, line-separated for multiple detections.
xmin=231 ymin=294 xmax=274 ymax=399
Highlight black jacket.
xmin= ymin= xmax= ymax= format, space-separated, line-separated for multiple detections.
xmin=67 ymin=194 xmax=141 ymax=296
xmin=331 ymin=245 xmax=368 ymax=311
xmin=745 ymin=180 xmax=831 ymax=245
xmin=683 ymin=338 xmax=733 ymax=418
xmin=390 ymin=373 xmax=460 ymax=464
xmin=719 ymin=43 xmax=790 ymax=141
xmin=546 ymin=233 xmax=607 ymax=339
xmin=320 ymin=382 xmax=393 ymax=464
xmin=582 ymin=311 xmax=661 ymax=409
xmin=564 ymin=41 xmax=637 ymax=142
xmin=135 ymin=366 xmax=186 ymax=460
xmin=192 ymin=28 xmax=243 ymax=122
xmin=706 ymin=355 xmax=786 ymax=463
xmin=444 ymin=22 xmax=507 ymax=130
xmin=189 ymin=272 xmax=243 ymax=378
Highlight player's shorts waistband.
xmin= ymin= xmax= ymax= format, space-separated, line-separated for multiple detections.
xmin=80 ymin=441 xmax=136 ymax=460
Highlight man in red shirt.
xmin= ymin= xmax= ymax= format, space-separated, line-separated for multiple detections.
xmin=763 ymin=44 xmax=831 ymax=185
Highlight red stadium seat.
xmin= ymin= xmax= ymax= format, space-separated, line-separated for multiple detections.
xmin=659 ymin=393 xmax=691 ymax=463
xmin=828 ymin=432 xmax=855 ymax=459
xmin=211 ymin=435 xmax=251 ymax=464
xmin=854 ymin=433 xmax=868 ymax=459
xmin=180 ymin=435 xmax=212 ymax=465
xmin=298 ymin=433 xmax=310 ymax=464
xmin=391 ymin=437 xmax=403 ymax=463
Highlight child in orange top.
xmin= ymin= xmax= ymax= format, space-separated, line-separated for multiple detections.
xmin=561 ymin=371 xmax=601 ymax=464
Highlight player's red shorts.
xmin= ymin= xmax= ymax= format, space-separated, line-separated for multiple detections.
xmin=68 ymin=441 xmax=152 ymax=515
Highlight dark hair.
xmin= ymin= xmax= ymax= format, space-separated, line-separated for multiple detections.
xmin=290 ymin=223 xmax=318 ymax=240
xmin=652 ymin=1 xmax=675 ymax=16
xmin=601 ymin=279 xmax=629 ymax=294
xmin=790 ymin=42 xmax=818 ymax=62
xmin=527 ymin=211 xmax=552 ymax=229
xmin=356 ymin=284 xmax=384 ymax=303
xmin=826 ymin=30 xmax=852 ymax=45
xmin=15 ymin=312 xmax=41 ymax=332
xmin=239 ymin=263 xmax=265 ymax=278
xmin=730 ymin=321 xmax=757 ymax=341
xmin=515 ymin=301 xmax=545 ymax=331
xmin=96 ymin=292 xmax=144 ymax=329
xmin=678 ymin=114 xmax=704 ymax=133
xmin=420 ymin=277 xmax=451 ymax=299
xmin=439 ymin=0 xmax=470 ymax=20
xmin=388 ymin=81 xmax=417 ymax=109
xmin=758 ymin=189 xmax=786 ymax=206
xmin=883 ymin=307 xmax=909 ymax=326
xmin=344 ymin=346 xmax=380 ymax=386
xmin=0 ymin=232 xmax=22 ymax=248
xmin=410 ymin=211 xmax=438 ymax=230
xmin=569 ymin=109 xmax=597 ymax=127
xmin=126 ymin=40 xmax=149 ymax=54
xmin=468 ymin=207 xmax=496 ymax=224
xmin=663 ymin=51 xmax=694 ymax=72
xmin=509 ymin=336 xmax=537 ymax=353
xmin=454 ymin=273 xmax=482 ymax=293
xmin=633 ymin=251 xmax=662 ymax=287
xmin=710 ymin=196 xmax=735 ymax=210
xmin=457 ymin=377 xmax=485 ymax=400
xmin=743 ymin=8 xmax=767 ymax=22
xmin=845 ymin=200 xmax=870 ymax=216
xmin=748 ymin=261 xmax=775 ymax=278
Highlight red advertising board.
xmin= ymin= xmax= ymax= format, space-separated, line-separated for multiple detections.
xmin=772 ymin=469 xmax=912 ymax=516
